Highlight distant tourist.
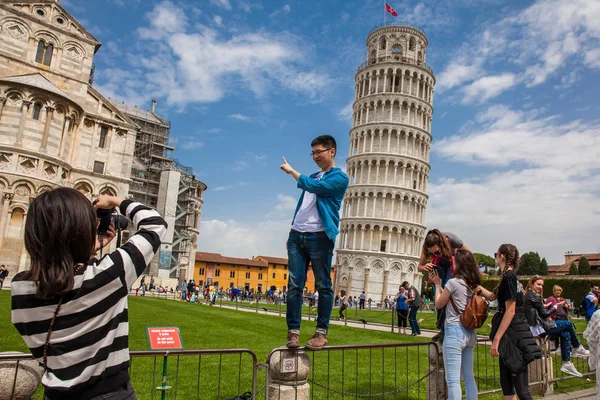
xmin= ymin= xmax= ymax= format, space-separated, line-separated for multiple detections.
xmin=394 ymin=286 xmax=409 ymax=335
xmin=0 ymin=264 xmax=9 ymax=289
xmin=280 ymin=135 xmax=348 ymax=350
xmin=403 ymin=280 xmax=422 ymax=336
xmin=524 ymin=276 xmax=588 ymax=377
xmin=359 ymin=291 xmax=366 ymax=310
xmin=584 ymin=283 xmax=599 ymax=323
xmin=11 ymin=188 xmax=166 ymax=400
xmin=583 ymin=310 xmax=600 ymax=398
xmin=338 ymin=290 xmax=348 ymax=320
xmin=367 ymin=297 xmax=372 ymax=310
xmin=479 ymin=244 xmax=541 ymax=400
xmin=431 ymin=250 xmax=481 ymax=400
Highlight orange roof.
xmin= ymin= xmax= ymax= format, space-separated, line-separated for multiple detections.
xmin=255 ymin=255 xmax=288 ymax=265
xmin=548 ymin=264 xmax=570 ymax=273
xmin=195 ymin=252 xmax=267 ymax=267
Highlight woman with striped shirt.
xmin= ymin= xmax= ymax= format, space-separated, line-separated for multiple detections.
xmin=11 ymin=188 xmax=167 ymax=400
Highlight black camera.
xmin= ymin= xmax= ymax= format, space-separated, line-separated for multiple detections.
xmin=96 ymin=207 xmax=128 ymax=234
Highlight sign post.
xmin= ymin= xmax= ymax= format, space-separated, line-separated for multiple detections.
xmin=146 ymin=327 xmax=184 ymax=400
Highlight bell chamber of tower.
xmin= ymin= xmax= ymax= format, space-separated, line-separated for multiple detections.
xmin=335 ymin=22 xmax=435 ymax=304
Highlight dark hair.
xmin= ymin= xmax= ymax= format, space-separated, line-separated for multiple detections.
xmin=493 ymin=243 xmax=520 ymax=295
xmin=311 ymin=135 xmax=337 ymax=151
xmin=422 ymin=229 xmax=453 ymax=260
xmin=453 ymin=250 xmax=481 ymax=289
xmin=340 ymin=289 xmax=346 ymax=296
xmin=24 ymin=187 xmax=96 ymax=299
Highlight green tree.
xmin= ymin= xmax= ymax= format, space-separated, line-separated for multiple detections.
xmin=473 ymin=253 xmax=495 ymax=269
xmin=568 ymin=263 xmax=579 ymax=275
xmin=539 ymin=258 xmax=548 ymax=275
xmin=519 ymin=251 xmax=541 ymax=275
xmin=578 ymin=257 xmax=591 ymax=275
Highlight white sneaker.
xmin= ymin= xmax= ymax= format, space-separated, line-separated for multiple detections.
xmin=560 ymin=363 xmax=583 ymax=377
xmin=572 ymin=345 xmax=590 ymax=357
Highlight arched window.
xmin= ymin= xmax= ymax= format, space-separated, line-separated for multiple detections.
xmin=409 ymin=37 xmax=416 ymax=51
xmin=379 ymin=37 xmax=387 ymax=51
xmin=35 ymin=40 xmax=53 ymax=66
xmin=32 ymin=103 xmax=42 ymax=120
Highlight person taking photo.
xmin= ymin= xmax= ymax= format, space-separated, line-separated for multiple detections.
xmin=11 ymin=188 xmax=167 ymax=400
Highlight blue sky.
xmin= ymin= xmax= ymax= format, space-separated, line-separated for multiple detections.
xmin=62 ymin=0 xmax=600 ymax=265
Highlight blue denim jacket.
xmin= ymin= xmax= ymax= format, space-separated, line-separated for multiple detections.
xmin=292 ymin=167 xmax=349 ymax=240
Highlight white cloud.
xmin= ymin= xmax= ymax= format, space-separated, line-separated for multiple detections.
xmin=210 ymin=0 xmax=232 ymax=10
xmin=269 ymin=4 xmax=291 ymax=19
xmin=229 ymin=113 xmax=252 ymax=122
xmin=211 ymin=182 xmax=247 ymax=192
xmin=180 ymin=138 xmax=205 ymax=150
xmin=197 ymin=218 xmax=290 ymax=258
xmin=232 ymin=160 xmax=249 ymax=171
xmin=337 ymin=100 xmax=354 ymax=122
xmin=97 ymin=1 xmax=334 ymax=107
xmin=461 ymin=73 xmax=518 ymax=103
xmin=207 ymin=128 xmax=222 ymax=134
xmin=213 ymin=15 xmax=223 ymax=27
xmin=430 ymin=105 xmax=600 ymax=264
xmin=435 ymin=0 xmax=600 ymax=100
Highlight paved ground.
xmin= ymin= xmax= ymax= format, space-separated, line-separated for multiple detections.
xmin=542 ymin=387 xmax=597 ymax=400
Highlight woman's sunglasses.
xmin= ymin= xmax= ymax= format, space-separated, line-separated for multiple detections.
xmin=429 ymin=250 xmax=441 ymax=257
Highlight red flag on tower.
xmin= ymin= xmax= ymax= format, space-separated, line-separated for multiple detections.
xmin=385 ymin=3 xmax=398 ymax=17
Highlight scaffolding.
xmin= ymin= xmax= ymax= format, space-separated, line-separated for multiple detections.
xmin=115 ymin=101 xmax=206 ymax=279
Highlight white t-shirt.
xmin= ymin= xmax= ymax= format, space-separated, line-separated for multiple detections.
xmin=291 ymin=172 xmax=324 ymax=232
xmin=314 ymin=291 xmax=319 ymax=301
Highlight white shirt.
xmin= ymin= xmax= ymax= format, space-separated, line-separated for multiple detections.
xmin=292 ymin=172 xmax=324 ymax=232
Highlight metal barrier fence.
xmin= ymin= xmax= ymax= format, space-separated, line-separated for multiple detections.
xmin=472 ymin=333 xmax=594 ymax=397
xmin=266 ymin=341 xmax=441 ymax=399
xmin=0 ymin=349 xmax=262 ymax=400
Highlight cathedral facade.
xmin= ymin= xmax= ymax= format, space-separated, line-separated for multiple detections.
xmin=0 ymin=1 xmax=137 ymax=277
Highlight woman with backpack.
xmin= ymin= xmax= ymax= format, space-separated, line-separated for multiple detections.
xmin=431 ymin=250 xmax=480 ymax=400
xmin=479 ymin=244 xmax=541 ymax=400
xmin=524 ymin=276 xmax=589 ymax=377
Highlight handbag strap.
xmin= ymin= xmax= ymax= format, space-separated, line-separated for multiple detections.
xmin=43 ymin=264 xmax=85 ymax=370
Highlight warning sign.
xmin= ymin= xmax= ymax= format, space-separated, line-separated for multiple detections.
xmin=146 ymin=327 xmax=184 ymax=350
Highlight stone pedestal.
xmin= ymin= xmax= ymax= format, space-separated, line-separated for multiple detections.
xmin=427 ymin=340 xmax=446 ymax=400
xmin=268 ymin=349 xmax=311 ymax=400
xmin=0 ymin=352 xmax=43 ymax=400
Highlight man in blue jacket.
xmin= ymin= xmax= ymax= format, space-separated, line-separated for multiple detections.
xmin=280 ymin=135 xmax=349 ymax=350
xmin=585 ymin=283 xmax=599 ymax=323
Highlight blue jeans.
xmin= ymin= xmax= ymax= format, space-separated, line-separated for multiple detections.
xmin=543 ymin=320 xmax=580 ymax=362
xmin=408 ymin=306 xmax=420 ymax=334
xmin=286 ymin=230 xmax=334 ymax=333
xmin=443 ymin=323 xmax=477 ymax=400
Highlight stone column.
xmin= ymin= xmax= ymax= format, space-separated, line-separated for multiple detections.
xmin=0 ymin=97 xmax=6 ymax=121
xmin=381 ymin=270 xmax=390 ymax=303
xmin=57 ymin=116 xmax=70 ymax=157
xmin=346 ymin=266 xmax=354 ymax=296
xmin=15 ymin=101 xmax=31 ymax=146
xmin=0 ymin=193 xmax=13 ymax=250
xmin=363 ymin=269 xmax=370 ymax=294
xmin=40 ymin=106 xmax=55 ymax=151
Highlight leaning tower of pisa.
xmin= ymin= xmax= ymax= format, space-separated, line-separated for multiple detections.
xmin=335 ymin=22 xmax=434 ymax=304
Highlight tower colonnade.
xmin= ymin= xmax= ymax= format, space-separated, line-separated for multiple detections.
xmin=335 ymin=22 xmax=435 ymax=303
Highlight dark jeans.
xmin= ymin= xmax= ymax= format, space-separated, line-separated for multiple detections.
xmin=339 ymin=304 xmax=347 ymax=319
xmin=499 ymin=359 xmax=532 ymax=400
xmin=542 ymin=320 xmax=580 ymax=362
xmin=408 ymin=307 xmax=421 ymax=334
xmin=397 ymin=309 xmax=408 ymax=328
xmin=46 ymin=382 xmax=137 ymax=400
xmin=359 ymin=299 xmax=365 ymax=309
xmin=286 ymin=230 xmax=334 ymax=333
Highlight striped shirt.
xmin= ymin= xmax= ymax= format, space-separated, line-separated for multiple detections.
xmin=11 ymin=200 xmax=167 ymax=400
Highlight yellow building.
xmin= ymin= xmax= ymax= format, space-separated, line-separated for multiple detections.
xmin=194 ymin=253 xmax=335 ymax=293
xmin=194 ymin=252 xmax=271 ymax=292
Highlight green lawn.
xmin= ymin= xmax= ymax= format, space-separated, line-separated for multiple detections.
xmin=1 ymin=291 xmax=594 ymax=399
